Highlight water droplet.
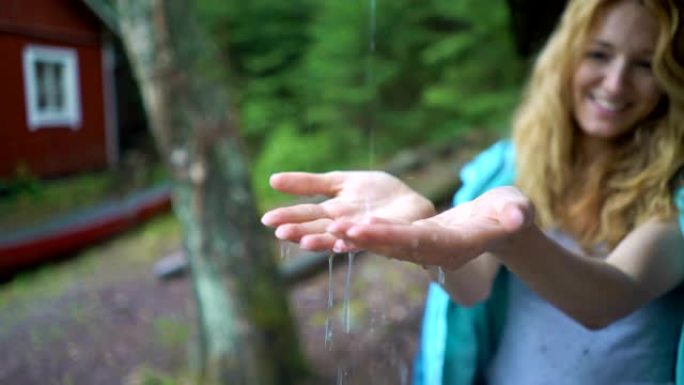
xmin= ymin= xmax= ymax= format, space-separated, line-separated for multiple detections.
xmin=325 ymin=254 xmax=334 ymax=348
xmin=343 ymin=252 xmax=356 ymax=333
xmin=337 ymin=367 xmax=348 ymax=385
xmin=369 ymin=0 xmax=376 ymax=53
xmin=399 ymin=359 xmax=408 ymax=385
xmin=279 ymin=240 xmax=289 ymax=259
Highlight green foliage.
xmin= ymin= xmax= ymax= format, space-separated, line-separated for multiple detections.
xmin=0 ymin=171 xmax=111 ymax=231
xmin=198 ymin=0 xmax=528 ymax=208
xmin=0 ymin=163 xmax=168 ymax=232
xmin=197 ymin=0 xmax=314 ymax=155
xmin=0 ymin=163 xmax=41 ymax=197
xmin=252 ymin=123 xmax=365 ymax=208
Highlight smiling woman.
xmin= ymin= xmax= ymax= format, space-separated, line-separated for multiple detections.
xmin=261 ymin=0 xmax=684 ymax=384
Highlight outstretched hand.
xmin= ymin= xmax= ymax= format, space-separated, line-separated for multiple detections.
xmin=261 ymin=171 xmax=435 ymax=251
xmin=326 ymin=186 xmax=535 ymax=269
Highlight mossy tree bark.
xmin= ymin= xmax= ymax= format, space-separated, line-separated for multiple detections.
xmin=115 ymin=1 xmax=308 ymax=384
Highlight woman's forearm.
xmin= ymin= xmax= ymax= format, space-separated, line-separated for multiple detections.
xmin=429 ymin=253 xmax=500 ymax=307
xmin=492 ymin=222 xmax=684 ymax=329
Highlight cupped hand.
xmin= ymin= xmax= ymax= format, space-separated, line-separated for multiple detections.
xmin=261 ymin=171 xmax=435 ymax=251
xmin=326 ymin=186 xmax=535 ymax=269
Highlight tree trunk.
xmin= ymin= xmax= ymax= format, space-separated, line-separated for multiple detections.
xmin=115 ymin=1 xmax=308 ymax=384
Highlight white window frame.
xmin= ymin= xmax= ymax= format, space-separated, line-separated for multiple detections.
xmin=22 ymin=44 xmax=82 ymax=130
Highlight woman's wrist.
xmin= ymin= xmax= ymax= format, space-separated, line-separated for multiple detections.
xmin=488 ymin=221 xmax=540 ymax=264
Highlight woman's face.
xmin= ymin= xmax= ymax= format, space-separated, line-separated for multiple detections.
xmin=572 ymin=0 xmax=663 ymax=140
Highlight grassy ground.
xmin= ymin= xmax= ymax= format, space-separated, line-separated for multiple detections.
xmin=0 ymin=214 xmax=181 ymax=311
xmin=0 ymin=161 xmax=168 ymax=232
xmin=0 ymin=211 xmax=429 ymax=385
xmin=0 ymin=213 xmax=193 ymax=385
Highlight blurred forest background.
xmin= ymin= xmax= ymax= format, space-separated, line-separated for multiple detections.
xmin=0 ymin=0 xmax=565 ymax=383
xmin=1 ymin=0 xmax=537 ymax=210
xmin=193 ymin=0 xmax=529 ymax=208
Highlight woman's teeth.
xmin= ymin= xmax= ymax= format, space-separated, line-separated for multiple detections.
xmin=592 ymin=95 xmax=625 ymax=111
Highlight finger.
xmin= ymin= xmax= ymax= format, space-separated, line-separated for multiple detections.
xmin=364 ymin=216 xmax=411 ymax=225
xmin=326 ymin=217 xmax=408 ymax=236
xmin=274 ymin=218 xmax=332 ymax=242
xmin=332 ymin=239 xmax=364 ymax=253
xmin=500 ymin=203 xmax=525 ymax=232
xmin=270 ymin=172 xmax=345 ymax=197
xmin=337 ymin=223 xmax=423 ymax=255
xmin=344 ymin=223 xmax=442 ymax=248
xmin=498 ymin=199 xmax=535 ymax=233
xmin=300 ymin=233 xmax=338 ymax=251
xmin=341 ymin=224 xmax=477 ymax=267
xmin=326 ymin=220 xmax=356 ymax=237
xmin=332 ymin=238 xmax=357 ymax=253
xmin=261 ymin=204 xmax=330 ymax=226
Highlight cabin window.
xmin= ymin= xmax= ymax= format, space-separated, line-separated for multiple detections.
xmin=22 ymin=45 xmax=82 ymax=130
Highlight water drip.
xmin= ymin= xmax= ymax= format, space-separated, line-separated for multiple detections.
xmin=279 ymin=240 xmax=290 ymax=259
xmin=369 ymin=0 xmax=376 ymax=53
xmin=343 ymin=252 xmax=356 ymax=333
xmin=325 ymin=254 xmax=334 ymax=348
xmin=337 ymin=367 xmax=348 ymax=385
xmin=366 ymin=0 xmax=377 ymax=168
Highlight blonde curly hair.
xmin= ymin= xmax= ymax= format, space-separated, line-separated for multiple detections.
xmin=513 ymin=0 xmax=684 ymax=250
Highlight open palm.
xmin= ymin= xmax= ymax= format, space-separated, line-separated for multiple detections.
xmin=326 ymin=186 xmax=535 ymax=269
xmin=261 ymin=171 xmax=435 ymax=251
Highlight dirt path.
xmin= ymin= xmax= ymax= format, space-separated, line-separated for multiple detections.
xmin=0 ymin=225 xmax=430 ymax=385
xmin=291 ymin=253 xmax=430 ymax=384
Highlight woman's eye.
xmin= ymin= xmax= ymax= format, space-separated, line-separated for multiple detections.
xmin=586 ymin=50 xmax=609 ymax=61
xmin=634 ymin=60 xmax=653 ymax=70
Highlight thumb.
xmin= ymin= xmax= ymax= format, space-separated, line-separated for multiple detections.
xmin=499 ymin=200 xmax=535 ymax=233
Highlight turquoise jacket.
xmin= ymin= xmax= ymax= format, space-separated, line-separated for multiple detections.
xmin=413 ymin=140 xmax=684 ymax=385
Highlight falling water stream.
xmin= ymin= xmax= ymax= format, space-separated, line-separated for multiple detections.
xmin=331 ymin=0 xmax=379 ymax=382
xmin=366 ymin=0 xmax=377 ymax=167
xmin=343 ymin=252 xmax=355 ymax=333
xmin=325 ymin=254 xmax=335 ymax=348
xmin=275 ymin=1 xmax=415 ymax=382
xmin=279 ymin=240 xmax=290 ymax=260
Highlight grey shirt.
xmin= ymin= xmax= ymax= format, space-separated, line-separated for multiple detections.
xmin=486 ymin=230 xmax=684 ymax=385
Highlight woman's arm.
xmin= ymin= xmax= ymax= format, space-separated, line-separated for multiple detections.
xmin=328 ymin=186 xmax=684 ymax=328
xmin=326 ymin=186 xmax=529 ymax=306
xmin=495 ymin=218 xmax=684 ymax=329
xmin=428 ymin=253 xmax=501 ymax=307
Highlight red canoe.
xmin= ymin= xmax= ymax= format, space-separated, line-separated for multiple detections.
xmin=0 ymin=185 xmax=172 ymax=272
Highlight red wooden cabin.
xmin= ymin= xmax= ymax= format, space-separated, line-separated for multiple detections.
xmin=0 ymin=1 xmax=171 ymax=272
xmin=0 ymin=0 xmax=121 ymax=179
